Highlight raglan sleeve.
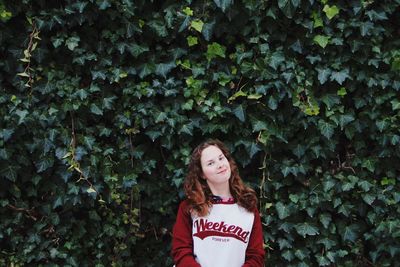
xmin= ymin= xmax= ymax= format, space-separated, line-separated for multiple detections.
xmin=242 ymin=208 xmax=265 ymax=267
xmin=171 ymin=200 xmax=201 ymax=267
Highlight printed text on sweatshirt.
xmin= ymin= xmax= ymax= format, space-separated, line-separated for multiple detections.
xmin=172 ymin=199 xmax=265 ymax=267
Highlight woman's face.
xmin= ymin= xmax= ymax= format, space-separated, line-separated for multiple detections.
xmin=200 ymin=145 xmax=231 ymax=189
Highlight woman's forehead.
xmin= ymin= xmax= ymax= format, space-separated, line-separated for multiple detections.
xmin=200 ymin=145 xmax=224 ymax=162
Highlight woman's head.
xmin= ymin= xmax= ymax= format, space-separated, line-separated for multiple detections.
xmin=184 ymin=139 xmax=257 ymax=216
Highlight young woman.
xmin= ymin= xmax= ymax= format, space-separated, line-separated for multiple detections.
xmin=172 ymin=139 xmax=265 ymax=267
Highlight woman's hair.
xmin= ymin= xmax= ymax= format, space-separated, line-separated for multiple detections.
xmin=184 ymin=139 xmax=258 ymax=216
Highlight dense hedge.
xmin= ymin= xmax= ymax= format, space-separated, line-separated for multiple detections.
xmin=1 ymin=0 xmax=399 ymax=266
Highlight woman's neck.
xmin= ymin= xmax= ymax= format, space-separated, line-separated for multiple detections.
xmin=207 ymin=183 xmax=231 ymax=198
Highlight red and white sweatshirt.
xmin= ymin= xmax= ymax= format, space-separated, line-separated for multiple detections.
xmin=172 ymin=197 xmax=265 ymax=267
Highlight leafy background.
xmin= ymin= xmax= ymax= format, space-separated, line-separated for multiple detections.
xmin=1 ymin=0 xmax=399 ymax=266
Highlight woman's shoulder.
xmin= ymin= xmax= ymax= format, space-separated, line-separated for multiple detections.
xmin=178 ymin=199 xmax=192 ymax=213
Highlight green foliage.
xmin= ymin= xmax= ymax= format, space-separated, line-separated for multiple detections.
xmin=1 ymin=0 xmax=399 ymax=266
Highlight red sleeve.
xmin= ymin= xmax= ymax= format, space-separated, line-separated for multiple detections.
xmin=242 ymin=208 xmax=265 ymax=267
xmin=171 ymin=200 xmax=201 ymax=267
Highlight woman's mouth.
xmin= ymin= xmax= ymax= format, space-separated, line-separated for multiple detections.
xmin=218 ymin=169 xmax=227 ymax=174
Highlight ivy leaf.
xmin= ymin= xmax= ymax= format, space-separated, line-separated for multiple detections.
xmin=155 ymin=62 xmax=176 ymax=78
xmin=139 ymin=63 xmax=155 ymax=78
xmin=90 ymin=103 xmax=103 ymax=115
xmin=228 ymin=90 xmax=247 ymax=103
xmin=213 ymin=0 xmax=233 ymax=12
xmin=312 ymin=11 xmax=323 ymax=28
xmin=362 ymin=194 xmax=376 ymax=205
xmin=252 ymin=120 xmax=268 ymax=132
xmin=269 ymin=51 xmax=285 ymax=70
xmin=323 ymin=5 xmax=339 ymax=20
xmin=339 ymin=114 xmax=354 ymax=129
xmin=341 ymin=225 xmax=357 ymax=242
xmin=278 ymin=0 xmax=300 ymax=18
xmin=0 ymin=166 xmax=18 ymax=182
xmin=321 ymin=94 xmax=340 ymax=109
xmin=390 ymin=99 xmax=400 ymax=110
xmin=65 ymin=36 xmax=80 ymax=51
xmin=319 ymin=213 xmax=332 ymax=229
xmin=295 ymin=222 xmax=319 ymax=237
xmin=360 ymin=21 xmax=374 ymax=36
xmin=206 ymin=42 xmax=226 ymax=61
xmin=187 ymin=36 xmax=198 ymax=47
xmin=314 ymin=35 xmax=330 ymax=48
xmin=127 ymin=44 xmax=149 ymax=57
xmin=98 ymin=0 xmax=111 ymax=10
xmin=362 ymin=159 xmax=375 ymax=172
xmin=330 ymin=69 xmax=350 ymax=85
xmin=276 ymin=202 xmax=290 ymax=219
xmin=190 ymin=19 xmax=204 ymax=32
xmin=15 ymin=109 xmax=29 ymax=125
xmin=35 ymin=157 xmax=54 ymax=173
xmin=337 ymin=87 xmax=347 ymax=97
xmin=318 ymin=121 xmax=335 ymax=139
xmin=317 ymin=68 xmax=332 ymax=84
xmin=233 ymin=104 xmax=245 ymax=122
xmin=202 ymin=20 xmax=215 ymax=41
xmin=182 ymin=7 xmax=193 ymax=16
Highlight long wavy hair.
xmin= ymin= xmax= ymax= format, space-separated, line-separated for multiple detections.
xmin=184 ymin=139 xmax=258 ymax=217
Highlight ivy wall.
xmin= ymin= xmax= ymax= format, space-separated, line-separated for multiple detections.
xmin=1 ymin=0 xmax=399 ymax=266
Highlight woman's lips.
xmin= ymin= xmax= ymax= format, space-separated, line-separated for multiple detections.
xmin=218 ymin=169 xmax=227 ymax=174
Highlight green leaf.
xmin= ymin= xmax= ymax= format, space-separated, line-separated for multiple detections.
xmin=87 ymin=187 xmax=97 ymax=194
xmin=232 ymin=105 xmax=245 ymax=122
xmin=314 ymin=35 xmax=330 ymax=48
xmin=337 ymin=87 xmax=347 ymax=96
xmin=35 ymin=157 xmax=54 ymax=172
xmin=269 ymin=51 xmax=285 ymax=70
xmin=362 ymin=159 xmax=375 ymax=172
xmin=15 ymin=109 xmax=29 ymax=125
xmin=213 ymin=0 xmax=233 ymax=12
xmin=339 ymin=114 xmax=354 ymax=129
xmin=317 ymin=68 xmax=331 ymax=84
xmin=362 ymin=194 xmax=376 ymax=205
xmin=321 ymin=94 xmax=340 ymax=109
xmin=275 ymin=202 xmax=290 ymax=219
xmin=0 ymin=166 xmax=18 ymax=182
xmin=190 ymin=19 xmax=204 ymax=32
xmin=318 ymin=121 xmax=335 ymax=139
xmin=341 ymin=225 xmax=357 ymax=242
xmin=295 ymin=222 xmax=319 ymax=237
xmin=252 ymin=120 xmax=268 ymax=132
xmin=358 ymin=180 xmax=373 ymax=191
xmin=155 ymin=62 xmax=176 ymax=78
xmin=391 ymin=99 xmax=400 ymax=110
xmin=98 ymin=0 xmax=111 ymax=9
xmin=228 ymin=90 xmax=247 ymax=102
xmin=90 ymin=103 xmax=103 ymax=115
xmin=278 ymin=0 xmax=300 ymax=18
xmin=319 ymin=213 xmax=332 ymax=229
xmin=65 ymin=36 xmax=80 ymax=51
xmin=206 ymin=42 xmax=226 ymax=61
xmin=127 ymin=44 xmax=149 ymax=57
xmin=312 ymin=11 xmax=323 ymax=28
xmin=323 ymin=5 xmax=339 ymax=20
xmin=330 ymin=69 xmax=350 ymax=85
xmin=187 ymin=36 xmax=198 ymax=46
xmin=182 ymin=7 xmax=193 ymax=16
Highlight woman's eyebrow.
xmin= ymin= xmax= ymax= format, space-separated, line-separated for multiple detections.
xmin=206 ymin=154 xmax=224 ymax=162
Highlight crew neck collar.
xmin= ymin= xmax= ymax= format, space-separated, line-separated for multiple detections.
xmin=211 ymin=195 xmax=235 ymax=204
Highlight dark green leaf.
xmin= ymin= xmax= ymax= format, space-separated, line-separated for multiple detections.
xmin=232 ymin=105 xmax=246 ymax=122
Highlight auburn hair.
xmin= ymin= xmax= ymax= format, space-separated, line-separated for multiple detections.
xmin=184 ymin=139 xmax=258 ymax=217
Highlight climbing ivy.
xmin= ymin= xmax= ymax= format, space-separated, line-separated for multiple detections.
xmin=1 ymin=0 xmax=399 ymax=266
